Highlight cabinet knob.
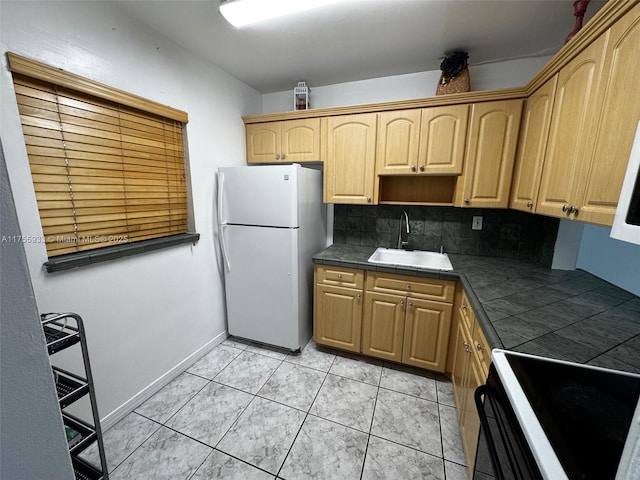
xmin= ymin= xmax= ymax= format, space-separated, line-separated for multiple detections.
xmin=275 ymin=154 xmax=280 ymax=160
xmin=562 ymin=204 xmax=569 ymax=212
xmin=476 ymin=343 xmax=484 ymax=351
xmin=367 ymin=197 xmax=372 ymax=203
xmin=408 ymin=302 xmax=413 ymax=308
xmin=281 ymin=154 xmax=286 ymax=160
xmin=411 ymin=165 xmax=416 ymax=172
xmin=464 ymin=198 xmax=470 ymax=204
xmin=461 ymin=305 xmax=467 ymax=311
xmin=405 ymin=284 xmax=411 ymax=290
xmin=356 ymin=293 xmax=361 ymax=299
xmin=419 ymin=165 xmax=425 ymax=172
xmin=569 ymin=205 xmax=578 ymax=215
xmin=463 ymin=341 xmax=471 ymax=353
xmin=527 ymin=201 xmax=533 ymax=208
xmin=337 ymin=274 xmax=342 ymax=279
xmin=400 ymin=300 xmax=404 ymax=306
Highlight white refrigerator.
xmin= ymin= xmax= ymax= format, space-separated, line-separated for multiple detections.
xmin=217 ymin=164 xmax=326 ymax=351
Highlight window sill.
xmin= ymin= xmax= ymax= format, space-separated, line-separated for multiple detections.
xmin=43 ymin=233 xmax=200 ymax=273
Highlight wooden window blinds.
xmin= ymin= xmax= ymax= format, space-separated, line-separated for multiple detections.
xmin=8 ymin=53 xmax=190 ymax=257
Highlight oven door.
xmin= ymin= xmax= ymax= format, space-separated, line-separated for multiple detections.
xmin=473 ymin=365 xmax=542 ymax=480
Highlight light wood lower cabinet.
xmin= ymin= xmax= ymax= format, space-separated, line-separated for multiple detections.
xmin=314 ymin=265 xmax=364 ymax=352
xmin=314 ymin=266 xmax=454 ymax=373
xmin=402 ymin=297 xmax=453 ymax=371
xmin=362 ymin=291 xmax=405 ymax=362
xmin=451 ymin=290 xmax=491 ymax=477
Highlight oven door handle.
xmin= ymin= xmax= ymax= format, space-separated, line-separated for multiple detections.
xmin=475 ymin=384 xmax=506 ymax=480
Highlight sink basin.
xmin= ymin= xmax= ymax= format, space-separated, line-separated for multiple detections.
xmin=368 ymin=247 xmax=453 ymax=271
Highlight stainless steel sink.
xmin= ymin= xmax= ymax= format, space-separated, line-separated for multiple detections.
xmin=368 ymin=247 xmax=453 ymax=271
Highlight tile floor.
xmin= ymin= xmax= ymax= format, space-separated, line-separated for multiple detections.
xmin=82 ymin=337 xmax=469 ymax=479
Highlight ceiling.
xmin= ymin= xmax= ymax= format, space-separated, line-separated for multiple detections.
xmin=114 ymin=0 xmax=606 ymax=94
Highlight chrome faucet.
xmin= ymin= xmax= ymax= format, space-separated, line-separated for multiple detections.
xmin=397 ymin=211 xmax=410 ymax=249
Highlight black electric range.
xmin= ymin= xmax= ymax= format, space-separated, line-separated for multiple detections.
xmin=475 ymin=350 xmax=640 ymax=480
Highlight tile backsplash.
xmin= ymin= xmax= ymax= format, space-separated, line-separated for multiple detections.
xmin=333 ymin=205 xmax=559 ymax=266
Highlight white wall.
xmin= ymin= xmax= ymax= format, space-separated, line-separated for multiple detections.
xmin=262 ymin=56 xmax=553 ymax=113
xmin=1 ymin=0 xmax=262 ymax=424
xmin=577 ymin=225 xmax=640 ymax=296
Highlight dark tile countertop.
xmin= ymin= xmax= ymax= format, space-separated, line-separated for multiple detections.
xmin=313 ymin=244 xmax=640 ymax=374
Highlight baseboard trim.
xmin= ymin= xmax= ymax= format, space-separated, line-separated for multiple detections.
xmin=100 ymin=331 xmax=227 ymax=430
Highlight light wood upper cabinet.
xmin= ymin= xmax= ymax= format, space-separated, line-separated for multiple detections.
xmin=245 ymin=122 xmax=280 ymax=163
xmin=376 ymin=105 xmax=468 ymax=176
xmin=510 ymin=76 xmax=558 ymax=213
xmin=419 ymin=104 xmax=469 ymax=174
xmin=246 ymin=118 xmax=320 ymax=163
xmin=323 ymin=113 xmax=378 ymax=204
xmin=536 ymin=34 xmax=607 ymax=219
xmin=577 ymin=3 xmax=640 ymax=225
xmin=376 ymin=109 xmax=421 ymax=175
xmin=458 ymin=100 xmax=524 ymax=208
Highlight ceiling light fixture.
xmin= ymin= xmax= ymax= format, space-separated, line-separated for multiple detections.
xmin=219 ymin=0 xmax=346 ymax=28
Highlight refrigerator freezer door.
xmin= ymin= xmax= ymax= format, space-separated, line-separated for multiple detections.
xmin=218 ymin=165 xmax=299 ymax=228
xmin=222 ymin=224 xmax=301 ymax=350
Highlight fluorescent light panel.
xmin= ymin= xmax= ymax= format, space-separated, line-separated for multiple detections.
xmin=220 ymin=0 xmax=345 ymax=28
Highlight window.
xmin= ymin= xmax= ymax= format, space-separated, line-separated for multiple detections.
xmin=8 ymin=52 xmax=193 ymax=261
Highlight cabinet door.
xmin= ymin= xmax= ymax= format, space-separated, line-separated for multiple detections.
xmin=578 ymin=4 xmax=640 ymax=226
xmin=362 ymin=291 xmax=405 ymax=362
xmin=461 ymin=354 xmax=486 ymax=472
xmin=323 ymin=113 xmax=378 ymax=204
xmin=281 ymin=118 xmax=321 ymax=162
xmin=510 ymin=76 xmax=557 ymax=213
xmin=246 ymin=123 xmax=281 ymax=164
xmin=459 ymin=100 xmax=523 ymax=208
xmin=536 ymin=34 xmax=607 ymax=218
xmin=314 ymin=284 xmax=362 ymax=352
xmin=419 ymin=104 xmax=469 ymax=174
xmin=376 ymin=109 xmax=421 ymax=175
xmin=402 ymin=298 xmax=452 ymax=372
xmin=450 ymin=320 xmax=471 ymax=416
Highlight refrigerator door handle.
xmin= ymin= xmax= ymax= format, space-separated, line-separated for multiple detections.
xmin=219 ymin=224 xmax=231 ymax=272
xmin=217 ymin=171 xmax=225 ymax=226
xmin=217 ymin=172 xmax=231 ymax=271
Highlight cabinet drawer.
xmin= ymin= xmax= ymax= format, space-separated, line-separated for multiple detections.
xmin=366 ymin=272 xmax=455 ymax=303
xmin=459 ymin=291 xmax=475 ymax=333
xmin=315 ymin=265 xmax=364 ymax=289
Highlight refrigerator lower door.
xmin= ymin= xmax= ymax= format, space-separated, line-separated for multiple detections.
xmin=222 ymin=224 xmax=301 ymax=350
